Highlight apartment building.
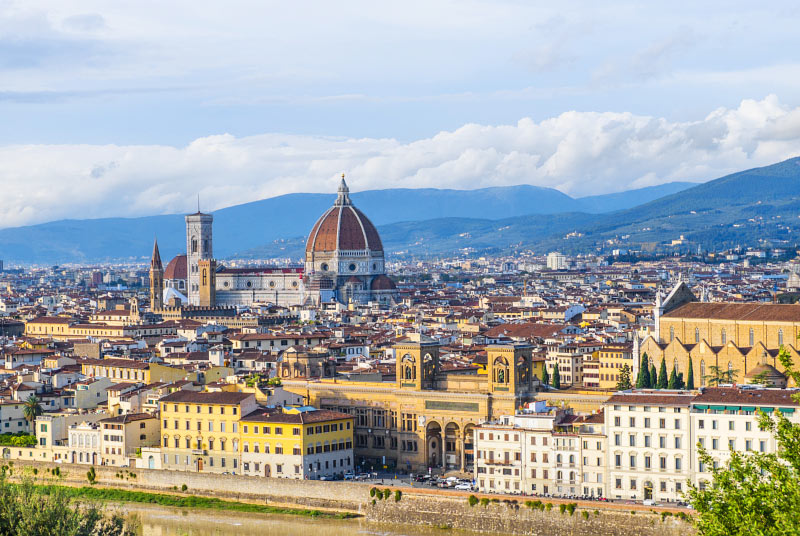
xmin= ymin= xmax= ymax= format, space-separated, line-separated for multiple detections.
xmin=239 ymin=406 xmax=354 ymax=479
xmin=474 ymin=402 xmax=606 ymax=497
xmin=604 ymin=390 xmax=694 ymax=502
xmin=598 ymin=344 xmax=634 ymax=389
xmin=691 ymin=387 xmax=800 ymax=488
xmin=99 ymin=413 xmax=160 ymax=466
xmin=159 ymin=391 xmax=257 ymax=473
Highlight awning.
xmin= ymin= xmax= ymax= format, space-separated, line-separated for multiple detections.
xmin=779 ymin=408 xmax=795 ymax=414
xmin=740 ymin=406 xmax=757 ymax=412
xmin=709 ymin=405 xmax=726 ymax=410
xmin=760 ymin=407 xmax=774 ymax=413
xmin=725 ymin=406 xmax=741 ymax=411
xmin=694 ymin=404 xmax=708 ymax=410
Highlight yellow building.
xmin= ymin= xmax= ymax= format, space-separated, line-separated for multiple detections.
xmin=159 ymin=391 xmax=257 ymax=473
xmin=282 ymin=340 xmax=542 ymax=473
xmin=239 ymin=407 xmax=353 ymax=479
xmin=641 ymin=282 xmax=800 ymax=387
xmin=597 ymin=343 xmax=634 ymax=389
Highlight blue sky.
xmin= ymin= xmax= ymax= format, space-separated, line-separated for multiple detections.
xmin=2 ymin=1 xmax=800 ymax=227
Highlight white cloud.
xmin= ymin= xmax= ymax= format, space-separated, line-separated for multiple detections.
xmin=1 ymin=95 xmax=800 ymax=229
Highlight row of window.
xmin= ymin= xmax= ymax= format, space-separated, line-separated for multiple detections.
xmin=614 ymin=434 xmax=683 ymax=449
xmin=613 ymin=453 xmax=683 ymax=471
xmin=613 ymin=417 xmax=683 ymax=429
xmin=164 ymin=404 xmax=238 ymax=415
xmin=669 ymin=326 xmax=783 ymax=346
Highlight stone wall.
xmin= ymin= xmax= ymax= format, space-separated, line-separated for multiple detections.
xmin=4 ymin=459 xmax=695 ymax=536
xmin=367 ymin=494 xmax=694 ymax=536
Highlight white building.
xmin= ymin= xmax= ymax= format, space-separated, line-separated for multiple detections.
xmin=546 ymin=252 xmax=568 ymax=271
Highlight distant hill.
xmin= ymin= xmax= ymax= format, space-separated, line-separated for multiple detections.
xmin=239 ymin=158 xmax=800 ymax=258
xmin=0 ymin=181 xmax=693 ymax=264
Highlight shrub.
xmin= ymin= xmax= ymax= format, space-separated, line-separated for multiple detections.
xmin=565 ymin=503 xmax=576 ymax=516
xmin=86 ymin=467 xmax=96 ymax=484
xmin=32 ymin=468 xmax=37 ymax=476
xmin=394 ymin=490 xmax=402 ymax=502
xmin=370 ymin=488 xmax=377 ymax=497
xmin=480 ymin=497 xmax=490 ymax=507
xmin=181 ymin=484 xmax=188 ymax=492
xmin=581 ymin=511 xmax=589 ymax=520
xmin=594 ymin=510 xmax=600 ymax=516
xmin=545 ymin=503 xmax=553 ymax=511
xmin=371 ymin=499 xmax=376 ymax=506
xmin=468 ymin=495 xmax=479 ymax=507
xmin=382 ymin=489 xmax=391 ymax=500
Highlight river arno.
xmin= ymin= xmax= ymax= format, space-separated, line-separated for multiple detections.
xmin=117 ymin=503 xmax=482 ymax=536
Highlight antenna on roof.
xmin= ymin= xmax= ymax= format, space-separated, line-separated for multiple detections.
xmin=197 ymin=194 xmax=200 ymax=213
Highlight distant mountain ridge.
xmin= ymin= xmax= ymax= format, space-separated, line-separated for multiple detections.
xmin=0 ymin=181 xmax=694 ymax=264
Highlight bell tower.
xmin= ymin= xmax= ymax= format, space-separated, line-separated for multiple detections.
xmin=487 ymin=343 xmax=533 ymax=395
xmin=186 ymin=209 xmax=213 ymax=306
xmin=394 ymin=339 xmax=440 ymax=390
xmin=149 ymin=239 xmax=164 ymax=311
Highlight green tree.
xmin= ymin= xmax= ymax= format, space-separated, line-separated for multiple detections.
xmin=686 ymin=359 xmax=695 ymax=390
xmin=615 ymin=365 xmax=632 ymax=391
xmin=688 ymin=346 xmax=800 ymax=535
xmin=636 ymin=352 xmax=651 ymax=388
xmin=0 ymin=475 xmax=138 ymax=535
xmin=649 ymin=363 xmax=658 ymax=387
xmin=704 ymin=365 xmax=740 ymax=386
xmin=667 ymin=365 xmax=678 ymax=390
xmin=656 ymin=357 xmax=668 ymax=389
xmin=552 ymin=366 xmax=561 ymax=390
xmin=23 ymin=395 xmax=43 ymax=426
xmin=541 ymin=366 xmax=550 ymax=387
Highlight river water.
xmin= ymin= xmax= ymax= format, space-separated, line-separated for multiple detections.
xmin=117 ymin=503 xmax=481 ymax=536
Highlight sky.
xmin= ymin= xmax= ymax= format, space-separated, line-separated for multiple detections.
xmin=3 ymin=1 xmax=800 ymax=228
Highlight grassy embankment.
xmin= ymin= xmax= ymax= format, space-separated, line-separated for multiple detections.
xmin=35 ymin=484 xmax=359 ymax=519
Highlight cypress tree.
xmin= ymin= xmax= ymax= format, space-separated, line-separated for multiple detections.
xmin=686 ymin=359 xmax=695 ymax=390
xmin=667 ymin=365 xmax=678 ymax=389
xmin=650 ymin=363 xmax=658 ymax=387
xmin=553 ymin=365 xmax=561 ymax=390
xmin=542 ymin=365 xmax=550 ymax=387
xmin=636 ymin=352 xmax=651 ymax=388
xmin=657 ymin=357 xmax=668 ymax=389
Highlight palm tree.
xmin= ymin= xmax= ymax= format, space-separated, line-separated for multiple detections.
xmin=703 ymin=365 xmax=741 ymax=386
xmin=23 ymin=394 xmax=42 ymax=427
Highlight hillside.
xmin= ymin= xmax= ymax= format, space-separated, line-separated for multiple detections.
xmin=0 ymin=182 xmax=692 ymax=264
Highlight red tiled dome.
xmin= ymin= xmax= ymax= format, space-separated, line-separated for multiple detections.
xmin=370 ymin=274 xmax=396 ymax=291
xmin=306 ymin=179 xmax=383 ymax=254
xmin=164 ymin=255 xmax=187 ymax=280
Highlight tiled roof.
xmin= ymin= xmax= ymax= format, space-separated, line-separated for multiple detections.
xmin=664 ymin=302 xmax=800 ymax=322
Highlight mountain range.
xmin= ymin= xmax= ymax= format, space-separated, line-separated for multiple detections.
xmin=0 ymin=181 xmax=693 ymax=264
xmin=2 ymin=157 xmax=799 ymax=264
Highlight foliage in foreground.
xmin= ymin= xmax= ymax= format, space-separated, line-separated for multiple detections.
xmin=687 ymin=347 xmax=800 ymax=535
xmin=0 ymin=476 xmax=138 ymax=536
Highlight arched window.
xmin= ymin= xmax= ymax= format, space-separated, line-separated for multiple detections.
xmin=569 ymin=454 xmax=575 ymax=464
xmin=721 ymin=329 xmax=726 ymax=345
xmin=700 ymin=360 xmax=706 ymax=387
xmin=556 ymin=454 xmax=562 ymax=463
xmin=779 ymin=329 xmax=784 ymax=347
xmin=670 ymin=327 xmax=675 ymax=342
xmin=191 ymin=237 xmax=198 ymax=253
xmin=202 ymin=269 xmax=207 ymax=286
xmin=749 ymin=328 xmax=755 ymax=347
xmin=695 ymin=328 xmax=700 ymax=343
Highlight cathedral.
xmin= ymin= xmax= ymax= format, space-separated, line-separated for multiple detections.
xmin=149 ymin=177 xmax=396 ymax=311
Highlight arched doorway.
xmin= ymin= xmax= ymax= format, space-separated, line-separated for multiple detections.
xmin=265 ymin=464 xmax=271 ymax=477
xmin=196 ymin=458 xmax=203 ymax=472
xmin=148 ymin=456 xmax=155 ymax=469
xmin=444 ymin=423 xmax=460 ymax=471
xmin=644 ymin=481 xmax=653 ymax=500
xmin=426 ymin=422 xmax=442 ymax=469
xmin=1 ymin=448 xmax=9 ymax=459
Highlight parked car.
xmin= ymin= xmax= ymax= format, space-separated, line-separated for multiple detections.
xmin=454 ymin=483 xmax=473 ymax=491
xmin=344 ymin=472 xmax=355 ymax=480
xmin=356 ymin=473 xmax=371 ymax=481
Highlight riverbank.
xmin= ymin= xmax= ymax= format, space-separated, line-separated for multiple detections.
xmin=3 ymin=460 xmax=695 ymax=535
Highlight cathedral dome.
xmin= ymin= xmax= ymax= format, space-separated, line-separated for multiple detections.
xmin=370 ymin=274 xmax=396 ymax=291
xmin=306 ymin=178 xmax=383 ymax=254
xmin=164 ymin=255 xmax=187 ymax=280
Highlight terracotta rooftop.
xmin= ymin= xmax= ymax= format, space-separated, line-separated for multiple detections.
xmin=664 ymin=302 xmax=800 ymax=322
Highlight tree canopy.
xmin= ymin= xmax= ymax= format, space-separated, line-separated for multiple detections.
xmin=615 ymin=365 xmax=632 ymax=391
xmin=688 ymin=346 xmax=800 ymax=535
